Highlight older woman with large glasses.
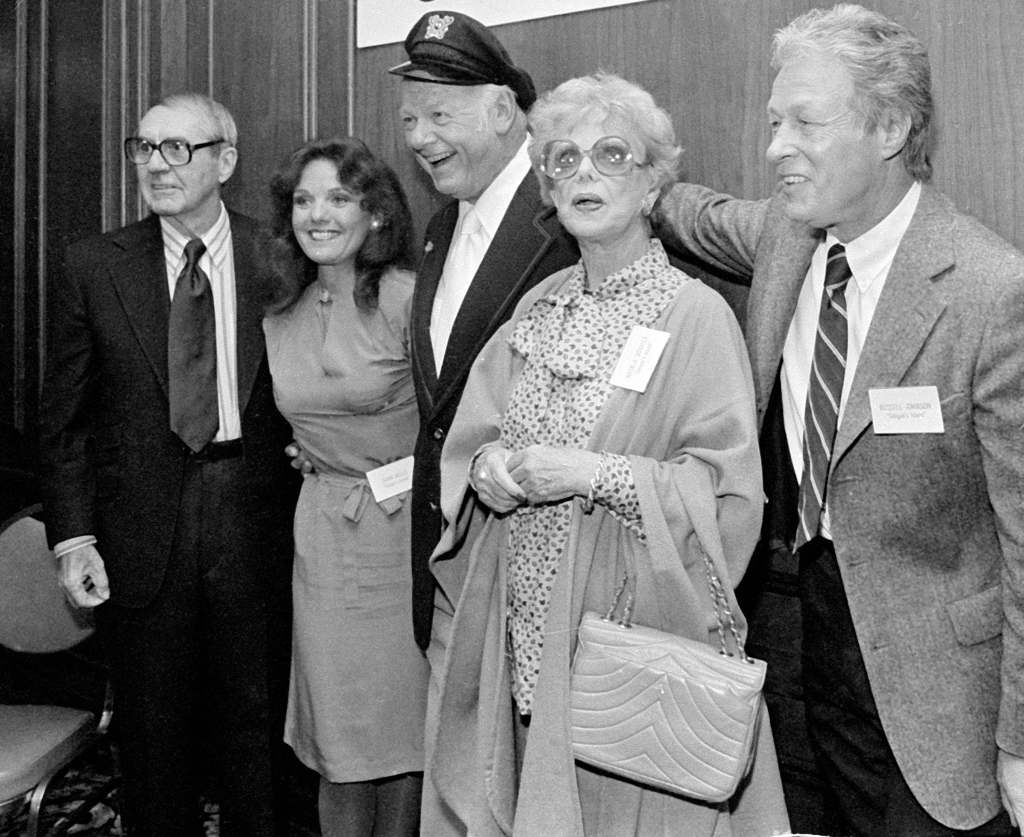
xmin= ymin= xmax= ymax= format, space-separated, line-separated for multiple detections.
xmin=424 ymin=73 xmax=788 ymax=836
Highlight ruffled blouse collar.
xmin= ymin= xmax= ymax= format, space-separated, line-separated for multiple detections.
xmin=507 ymin=239 xmax=679 ymax=379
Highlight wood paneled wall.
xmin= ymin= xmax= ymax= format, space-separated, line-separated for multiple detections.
xmin=100 ymin=0 xmax=353 ymax=229
xmin=3 ymin=0 xmax=1022 ymax=440
xmin=355 ymin=0 xmax=1024 ymax=251
xmin=1 ymin=0 xmax=354 ymax=438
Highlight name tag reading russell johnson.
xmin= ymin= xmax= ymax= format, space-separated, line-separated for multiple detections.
xmin=610 ymin=326 xmax=670 ymax=393
xmin=868 ymin=386 xmax=944 ymax=434
xmin=366 ymin=455 xmax=414 ymax=503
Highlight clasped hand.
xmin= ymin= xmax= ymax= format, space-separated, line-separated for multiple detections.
xmin=471 ymin=444 xmax=600 ymax=513
xmin=59 ymin=543 xmax=110 ymax=607
xmin=285 ymin=441 xmax=316 ymax=474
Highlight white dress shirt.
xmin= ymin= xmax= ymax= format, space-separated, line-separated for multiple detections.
xmin=429 ymin=139 xmax=532 ymax=372
xmin=781 ymin=181 xmax=921 ymax=538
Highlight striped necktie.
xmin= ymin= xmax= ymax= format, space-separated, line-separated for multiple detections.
xmin=795 ymin=243 xmax=851 ymax=550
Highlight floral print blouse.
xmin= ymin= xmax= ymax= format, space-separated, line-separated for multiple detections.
xmin=499 ymin=239 xmax=688 ymax=713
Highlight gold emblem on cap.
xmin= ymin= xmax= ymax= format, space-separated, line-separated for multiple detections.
xmin=425 ymin=14 xmax=455 ymax=40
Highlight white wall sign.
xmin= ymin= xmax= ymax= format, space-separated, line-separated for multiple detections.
xmin=357 ymin=0 xmax=655 ymax=48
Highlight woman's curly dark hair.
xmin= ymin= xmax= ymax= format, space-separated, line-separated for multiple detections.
xmin=265 ymin=137 xmax=415 ymax=314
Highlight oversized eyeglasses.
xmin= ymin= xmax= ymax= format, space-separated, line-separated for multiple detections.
xmin=124 ymin=137 xmax=225 ymax=167
xmin=540 ymin=136 xmax=639 ymax=180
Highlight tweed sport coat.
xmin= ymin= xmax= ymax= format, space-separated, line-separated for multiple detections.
xmin=408 ymin=172 xmax=579 ymax=649
xmin=39 ymin=211 xmax=295 ymax=608
xmin=657 ymin=182 xmax=1024 ymax=829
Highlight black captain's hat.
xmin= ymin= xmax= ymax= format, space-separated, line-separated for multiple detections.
xmin=387 ymin=11 xmax=537 ymax=111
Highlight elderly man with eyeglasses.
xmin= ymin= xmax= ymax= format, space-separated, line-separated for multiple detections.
xmin=39 ymin=92 xmax=297 ymax=837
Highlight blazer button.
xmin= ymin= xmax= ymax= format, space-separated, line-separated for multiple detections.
xmin=433 ymin=427 xmax=445 ymax=441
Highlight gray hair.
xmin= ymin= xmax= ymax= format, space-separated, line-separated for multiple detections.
xmin=772 ymin=3 xmax=932 ymax=181
xmin=158 ymin=92 xmax=238 ymax=148
xmin=527 ymin=72 xmax=681 ymax=205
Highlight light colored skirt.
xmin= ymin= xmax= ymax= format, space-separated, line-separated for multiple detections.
xmin=284 ymin=472 xmax=428 ymax=782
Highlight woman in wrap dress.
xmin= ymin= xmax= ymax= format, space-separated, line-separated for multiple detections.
xmin=263 ymin=137 xmax=428 ymax=836
xmin=424 ymin=74 xmax=789 ymax=836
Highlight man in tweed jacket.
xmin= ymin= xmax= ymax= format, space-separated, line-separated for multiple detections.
xmin=658 ymin=5 xmax=1024 ymax=834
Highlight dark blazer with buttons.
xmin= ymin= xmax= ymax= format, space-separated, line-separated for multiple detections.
xmin=658 ymin=182 xmax=1024 ymax=830
xmin=409 ymin=173 xmax=579 ymax=649
xmin=39 ymin=211 xmax=296 ymax=608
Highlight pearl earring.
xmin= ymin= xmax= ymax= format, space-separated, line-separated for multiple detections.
xmin=370 ymin=218 xmax=383 ymax=231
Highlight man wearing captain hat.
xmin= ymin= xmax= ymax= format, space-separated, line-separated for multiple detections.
xmin=391 ymin=12 xmax=580 ymax=829
xmin=390 ymin=10 xmax=538 ymax=107
xmin=392 ymin=12 xmax=578 ymax=653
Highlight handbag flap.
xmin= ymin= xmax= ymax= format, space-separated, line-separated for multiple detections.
xmin=570 ymin=611 xmax=766 ymax=802
xmin=576 ymin=612 xmax=766 ymax=692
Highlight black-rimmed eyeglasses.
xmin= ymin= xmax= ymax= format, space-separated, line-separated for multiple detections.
xmin=540 ymin=136 xmax=640 ymax=180
xmin=124 ymin=137 xmax=225 ymax=167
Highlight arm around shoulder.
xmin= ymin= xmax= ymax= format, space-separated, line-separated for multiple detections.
xmin=655 ymin=182 xmax=769 ymax=279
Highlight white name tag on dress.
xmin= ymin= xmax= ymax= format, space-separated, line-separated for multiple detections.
xmin=366 ymin=455 xmax=414 ymax=502
xmin=868 ymin=386 xmax=944 ymax=434
xmin=610 ymin=326 xmax=670 ymax=393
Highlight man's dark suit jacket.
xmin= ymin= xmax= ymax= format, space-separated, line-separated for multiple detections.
xmin=39 ymin=211 xmax=295 ymax=608
xmin=409 ymin=174 xmax=579 ymax=648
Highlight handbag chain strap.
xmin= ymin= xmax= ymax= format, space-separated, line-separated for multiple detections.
xmin=699 ymin=545 xmax=753 ymax=663
xmin=602 ymin=542 xmax=755 ymax=664
xmin=603 ymin=572 xmax=635 ymax=626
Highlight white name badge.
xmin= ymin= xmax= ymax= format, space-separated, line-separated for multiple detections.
xmin=868 ymin=386 xmax=944 ymax=434
xmin=366 ymin=455 xmax=414 ymax=502
xmin=610 ymin=326 xmax=670 ymax=393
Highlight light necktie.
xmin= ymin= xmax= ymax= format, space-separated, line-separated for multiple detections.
xmin=795 ymin=243 xmax=851 ymax=550
xmin=431 ymin=207 xmax=487 ymax=371
xmin=168 ymin=238 xmax=218 ymax=452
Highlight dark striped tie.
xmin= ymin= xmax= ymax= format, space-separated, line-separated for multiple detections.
xmin=168 ymin=238 xmax=218 ymax=452
xmin=795 ymin=243 xmax=851 ymax=550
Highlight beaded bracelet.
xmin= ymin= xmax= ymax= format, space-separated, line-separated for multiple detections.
xmin=581 ymin=450 xmax=610 ymax=514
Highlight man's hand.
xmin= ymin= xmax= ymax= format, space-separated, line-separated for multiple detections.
xmin=285 ymin=441 xmax=315 ymax=474
xmin=59 ymin=544 xmax=110 ymax=607
xmin=997 ymin=749 xmax=1024 ymax=827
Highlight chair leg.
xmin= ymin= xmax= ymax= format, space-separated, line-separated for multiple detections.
xmin=25 ymin=774 xmax=54 ymax=837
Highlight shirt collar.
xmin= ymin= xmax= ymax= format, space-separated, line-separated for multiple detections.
xmin=459 ymin=139 xmax=531 ymax=240
xmin=826 ymin=181 xmax=921 ymax=294
xmin=160 ymin=202 xmax=231 ymax=269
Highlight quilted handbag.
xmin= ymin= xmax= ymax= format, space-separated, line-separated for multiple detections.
xmin=570 ymin=551 xmax=766 ymax=802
